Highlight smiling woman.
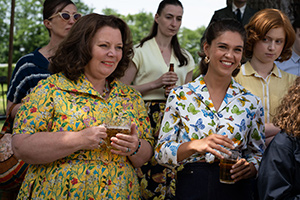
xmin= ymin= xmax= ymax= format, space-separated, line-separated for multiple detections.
xmin=84 ymin=26 xmax=123 ymax=92
xmin=11 ymin=13 xmax=154 ymax=199
xmin=155 ymin=18 xmax=265 ymax=200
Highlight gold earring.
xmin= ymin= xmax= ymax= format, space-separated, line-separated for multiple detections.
xmin=237 ymin=62 xmax=241 ymax=69
xmin=204 ymin=56 xmax=210 ymax=64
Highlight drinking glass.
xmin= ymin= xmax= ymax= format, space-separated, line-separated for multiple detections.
xmin=219 ymin=149 xmax=239 ymax=184
xmin=104 ymin=116 xmax=131 ymax=149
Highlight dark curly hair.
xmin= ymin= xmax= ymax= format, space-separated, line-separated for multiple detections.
xmin=273 ymin=77 xmax=300 ymax=138
xmin=49 ymin=13 xmax=133 ymax=82
xmin=244 ymin=8 xmax=295 ymax=62
xmin=199 ymin=18 xmax=246 ymax=77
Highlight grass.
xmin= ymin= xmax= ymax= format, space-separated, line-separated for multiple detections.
xmin=0 ymin=82 xmax=7 ymax=130
xmin=0 ymin=120 xmax=4 ymax=130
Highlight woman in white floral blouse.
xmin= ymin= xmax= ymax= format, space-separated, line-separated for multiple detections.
xmin=155 ymin=18 xmax=266 ymax=200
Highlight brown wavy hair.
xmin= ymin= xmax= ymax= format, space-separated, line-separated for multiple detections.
xmin=49 ymin=13 xmax=133 ymax=82
xmin=273 ymin=77 xmax=300 ymax=138
xmin=244 ymin=8 xmax=295 ymax=62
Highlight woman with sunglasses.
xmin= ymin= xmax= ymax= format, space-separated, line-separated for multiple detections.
xmin=6 ymin=0 xmax=81 ymax=119
xmin=3 ymin=1 xmax=80 ymax=199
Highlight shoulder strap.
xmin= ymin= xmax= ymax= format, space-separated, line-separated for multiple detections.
xmin=7 ymin=103 xmax=17 ymax=119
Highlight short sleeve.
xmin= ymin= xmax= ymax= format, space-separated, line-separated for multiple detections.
xmin=13 ymin=78 xmax=54 ymax=135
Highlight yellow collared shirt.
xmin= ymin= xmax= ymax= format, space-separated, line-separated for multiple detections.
xmin=234 ymin=61 xmax=297 ymax=123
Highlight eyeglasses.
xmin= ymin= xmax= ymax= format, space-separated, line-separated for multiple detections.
xmin=48 ymin=12 xmax=82 ymax=21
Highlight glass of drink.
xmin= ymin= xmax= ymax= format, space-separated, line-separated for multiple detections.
xmin=219 ymin=149 xmax=239 ymax=184
xmin=105 ymin=116 xmax=131 ymax=149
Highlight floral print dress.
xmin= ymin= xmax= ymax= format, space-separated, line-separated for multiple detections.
xmin=13 ymin=73 xmax=154 ymax=200
xmin=155 ymin=75 xmax=265 ymax=170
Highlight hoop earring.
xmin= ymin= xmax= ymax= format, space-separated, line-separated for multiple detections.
xmin=204 ymin=56 xmax=210 ymax=64
xmin=237 ymin=62 xmax=241 ymax=69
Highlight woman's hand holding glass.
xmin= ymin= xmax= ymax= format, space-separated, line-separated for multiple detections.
xmin=178 ymin=134 xmax=234 ymax=162
xmin=110 ymin=123 xmax=140 ymax=156
xmin=78 ymin=125 xmax=107 ymax=150
xmin=230 ymin=158 xmax=257 ymax=182
xmin=194 ymin=134 xmax=234 ymax=159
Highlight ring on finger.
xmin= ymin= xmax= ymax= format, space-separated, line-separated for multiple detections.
xmin=127 ymin=147 xmax=131 ymax=153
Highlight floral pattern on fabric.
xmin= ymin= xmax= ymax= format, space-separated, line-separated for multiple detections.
xmin=138 ymin=101 xmax=176 ymax=200
xmin=155 ymin=75 xmax=265 ymax=171
xmin=13 ymin=73 xmax=154 ymax=200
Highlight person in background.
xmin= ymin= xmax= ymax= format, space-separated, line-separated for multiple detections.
xmin=234 ymin=8 xmax=297 ymax=146
xmin=1 ymin=1 xmax=80 ymax=199
xmin=120 ymin=0 xmax=195 ymax=198
xmin=11 ymin=13 xmax=154 ymax=199
xmin=257 ymin=77 xmax=300 ymax=199
xmin=6 ymin=0 xmax=81 ymax=118
xmin=200 ymin=0 xmax=257 ymax=48
xmin=155 ymin=18 xmax=265 ymax=200
xmin=208 ymin=0 xmax=257 ymax=26
xmin=275 ymin=18 xmax=300 ymax=76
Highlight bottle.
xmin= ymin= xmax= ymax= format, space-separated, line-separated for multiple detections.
xmin=165 ymin=63 xmax=174 ymax=97
xmin=169 ymin=63 xmax=174 ymax=72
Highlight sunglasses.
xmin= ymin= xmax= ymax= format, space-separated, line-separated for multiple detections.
xmin=48 ymin=12 xmax=82 ymax=21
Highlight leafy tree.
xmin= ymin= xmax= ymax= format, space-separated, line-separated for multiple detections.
xmin=178 ymin=26 xmax=205 ymax=64
xmin=1 ymin=1 xmax=203 ymax=72
xmin=101 ymin=9 xmax=154 ymax=45
xmin=102 ymin=8 xmax=123 ymax=17
xmin=0 ymin=0 xmax=11 ymax=63
xmin=1 ymin=0 xmax=92 ymax=64
xmin=124 ymin=12 xmax=154 ymax=45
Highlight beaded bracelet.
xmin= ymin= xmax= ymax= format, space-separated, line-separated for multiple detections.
xmin=130 ymin=139 xmax=141 ymax=156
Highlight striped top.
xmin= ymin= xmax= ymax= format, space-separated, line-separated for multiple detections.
xmin=7 ymin=48 xmax=50 ymax=103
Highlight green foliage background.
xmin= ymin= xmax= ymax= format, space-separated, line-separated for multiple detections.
xmin=0 ymin=0 xmax=206 ymax=75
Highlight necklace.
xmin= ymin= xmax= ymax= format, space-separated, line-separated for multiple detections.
xmin=101 ymin=79 xmax=110 ymax=98
xmin=159 ymin=46 xmax=168 ymax=54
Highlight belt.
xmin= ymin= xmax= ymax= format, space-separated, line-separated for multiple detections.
xmin=144 ymin=100 xmax=166 ymax=103
xmin=196 ymin=158 xmax=220 ymax=163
